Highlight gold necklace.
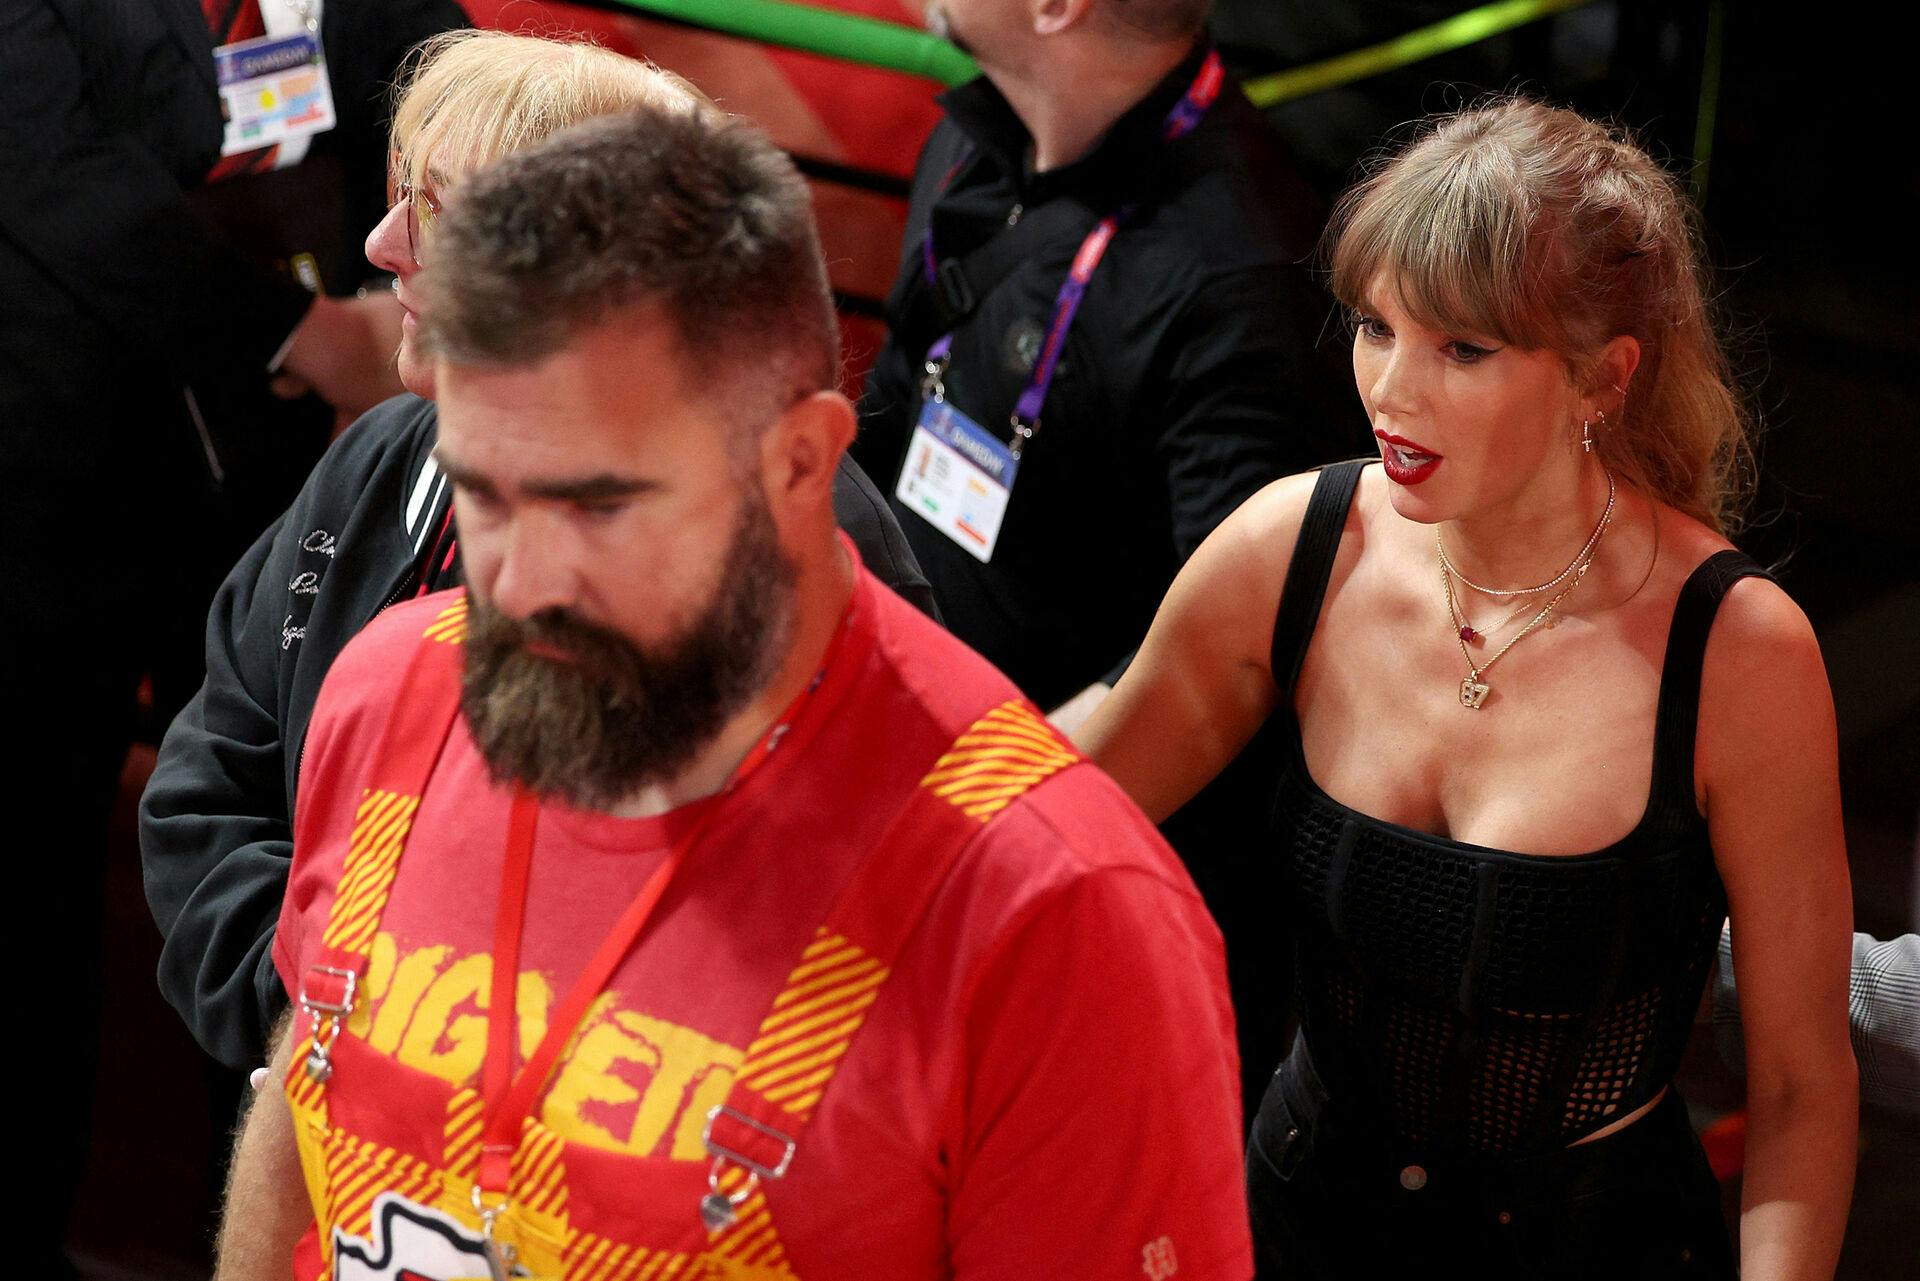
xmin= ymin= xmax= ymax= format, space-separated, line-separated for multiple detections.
xmin=1449 ymin=593 xmax=1537 ymax=645
xmin=1441 ymin=512 xmax=1607 ymax=709
xmin=1437 ymin=471 xmax=1616 ymax=599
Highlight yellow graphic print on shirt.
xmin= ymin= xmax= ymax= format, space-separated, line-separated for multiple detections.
xmin=294 ymin=928 xmax=799 ymax=1281
xmin=354 ymin=930 xmax=747 ymax=1161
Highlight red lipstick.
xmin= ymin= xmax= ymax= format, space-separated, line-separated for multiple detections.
xmin=1375 ymin=430 xmax=1443 ymax=486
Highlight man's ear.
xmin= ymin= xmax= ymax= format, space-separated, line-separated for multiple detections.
xmin=759 ymin=390 xmax=856 ymax=514
xmin=1032 ymin=0 xmax=1095 ymax=38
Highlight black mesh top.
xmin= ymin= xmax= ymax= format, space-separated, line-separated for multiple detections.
xmin=1271 ymin=461 xmax=1766 ymax=1156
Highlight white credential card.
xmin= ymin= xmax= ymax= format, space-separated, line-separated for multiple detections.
xmin=213 ymin=32 xmax=337 ymax=158
xmin=895 ymin=398 xmax=1020 ymax=564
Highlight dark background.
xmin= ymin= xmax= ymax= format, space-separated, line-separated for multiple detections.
xmin=69 ymin=2 xmax=1916 ymax=1277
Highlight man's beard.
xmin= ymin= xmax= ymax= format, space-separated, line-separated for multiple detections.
xmin=459 ymin=493 xmax=797 ymax=811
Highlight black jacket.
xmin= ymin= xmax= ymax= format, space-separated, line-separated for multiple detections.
xmin=851 ymin=45 xmax=1363 ymax=709
xmin=140 ymin=394 xmax=939 ymax=1070
xmin=0 ymin=0 xmax=464 ymax=715
xmin=181 ymin=0 xmax=471 ymax=496
xmin=0 ymin=0 xmax=458 ymax=439
xmin=0 ymin=0 xmax=308 ymax=416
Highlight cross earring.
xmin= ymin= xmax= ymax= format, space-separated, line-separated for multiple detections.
xmin=1582 ymin=408 xmax=1606 ymax=453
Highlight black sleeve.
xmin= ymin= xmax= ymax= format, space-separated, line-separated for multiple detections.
xmin=141 ymin=514 xmax=307 ymax=1069
xmin=138 ymin=413 xmax=403 ymax=1070
xmin=0 ymin=0 xmax=311 ymax=379
xmin=1153 ymin=263 xmax=1360 ymax=564
xmin=850 ymin=327 xmax=920 ymax=487
xmin=831 ymin=453 xmax=942 ymax=624
xmin=849 ymin=121 xmax=967 ymax=486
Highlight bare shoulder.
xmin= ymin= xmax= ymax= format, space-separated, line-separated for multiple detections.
xmin=1175 ymin=466 xmax=1344 ymax=644
xmin=1707 ymin=573 xmax=1820 ymax=660
xmin=1667 ymin=513 xmax=1822 ymax=687
xmin=1699 ymin=572 xmax=1829 ymax=733
xmin=1197 ymin=463 xmax=1365 ymax=597
xmin=1674 ymin=520 xmax=1834 ymax=780
xmin=1208 ymin=467 xmax=1327 ymax=568
xmin=1086 ymin=465 xmax=1363 ymax=818
xmin=1680 ymin=519 xmax=1848 ymax=954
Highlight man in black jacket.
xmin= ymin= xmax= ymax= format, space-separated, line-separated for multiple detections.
xmin=139 ymin=32 xmax=938 ymax=1077
xmin=852 ymin=0 xmax=1358 ymax=720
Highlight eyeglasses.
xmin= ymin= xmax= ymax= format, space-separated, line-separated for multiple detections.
xmin=388 ymin=180 xmax=443 ymax=267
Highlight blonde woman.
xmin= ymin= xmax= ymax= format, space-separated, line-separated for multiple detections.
xmin=1081 ymin=99 xmax=1856 ymax=1279
xmin=142 ymin=30 xmax=935 ymax=1075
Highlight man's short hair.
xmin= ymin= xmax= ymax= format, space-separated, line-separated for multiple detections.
xmin=417 ymin=102 xmax=840 ymax=426
xmin=1104 ymin=0 xmax=1210 ymax=41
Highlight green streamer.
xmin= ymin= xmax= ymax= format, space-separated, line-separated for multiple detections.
xmin=607 ymin=0 xmax=1607 ymax=110
xmin=606 ymin=0 xmax=1721 ymax=200
xmin=1243 ymin=0 xmax=1593 ymax=108
xmin=1691 ymin=0 xmax=1726 ymax=202
xmin=610 ymin=0 xmax=979 ymax=85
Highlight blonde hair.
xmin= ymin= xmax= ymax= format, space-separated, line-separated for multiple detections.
xmin=390 ymin=30 xmax=708 ymax=197
xmin=1327 ymin=98 xmax=1752 ymax=534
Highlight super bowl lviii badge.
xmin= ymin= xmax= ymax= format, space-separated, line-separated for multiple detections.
xmin=213 ymin=30 xmax=337 ymax=158
xmin=896 ymin=398 xmax=1019 ymax=563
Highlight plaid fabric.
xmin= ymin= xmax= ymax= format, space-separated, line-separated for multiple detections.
xmin=1715 ymin=924 xmax=1920 ymax=1114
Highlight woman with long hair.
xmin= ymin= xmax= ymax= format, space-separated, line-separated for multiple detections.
xmin=1081 ymin=98 xmax=1856 ymax=1278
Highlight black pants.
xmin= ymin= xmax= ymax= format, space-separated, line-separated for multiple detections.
xmin=1248 ymin=1040 xmax=1736 ymax=1279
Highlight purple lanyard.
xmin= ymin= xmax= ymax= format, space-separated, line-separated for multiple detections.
xmin=922 ymin=48 xmax=1225 ymax=459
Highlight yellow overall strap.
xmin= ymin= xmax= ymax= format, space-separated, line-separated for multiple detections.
xmin=686 ymin=699 xmax=1085 ymax=1274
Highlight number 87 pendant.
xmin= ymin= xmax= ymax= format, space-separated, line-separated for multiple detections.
xmin=1459 ymin=676 xmax=1491 ymax=709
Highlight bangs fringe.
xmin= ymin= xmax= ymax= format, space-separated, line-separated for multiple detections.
xmin=1329 ymin=137 xmax=1563 ymax=352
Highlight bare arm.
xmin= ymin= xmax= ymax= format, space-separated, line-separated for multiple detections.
xmin=216 ymin=1015 xmax=314 ymax=1281
xmin=1699 ymin=580 xmax=1857 ymax=1281
xmin=1715 ymin=927 xmax=1920 ymax=1115
xmin=1076 ymin=474 xmax=1316 ymax=822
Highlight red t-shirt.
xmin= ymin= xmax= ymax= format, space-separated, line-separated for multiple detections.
xmin=277 ymin=562 xmax=1249 ymax=1281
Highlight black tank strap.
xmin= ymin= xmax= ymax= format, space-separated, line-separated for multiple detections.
xmin=1643 ymin=549 xmax=1773 ymax=837
xmin=1268 ymin=460 xmax=1367 ymax=696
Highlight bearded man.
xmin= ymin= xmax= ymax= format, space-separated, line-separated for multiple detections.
xmin=212 ymin=102 xmax=1252 ymax=1280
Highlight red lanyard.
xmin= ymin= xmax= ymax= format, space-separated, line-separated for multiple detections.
xmin=473 ymin=608 xmax=851 ymax=1199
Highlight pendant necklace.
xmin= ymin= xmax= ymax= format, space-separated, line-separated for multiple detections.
xmin=1438 ymin=474 xmax=1614 ymax=709
xmin=1442 ymin=557 xmax=1589 ymax=708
